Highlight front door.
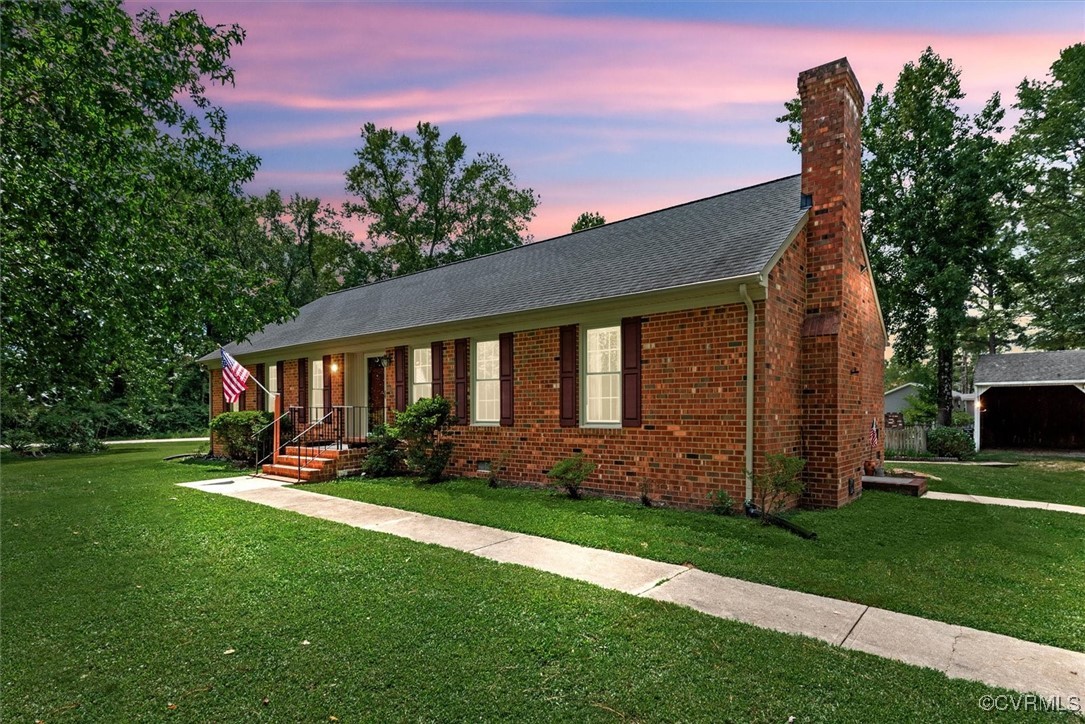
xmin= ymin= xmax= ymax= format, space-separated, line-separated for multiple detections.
xmin=367 ymin=357 xmax=386 ymax=431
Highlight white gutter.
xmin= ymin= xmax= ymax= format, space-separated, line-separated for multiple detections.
xmin=740 ymin=283 xmax=755 ymax=503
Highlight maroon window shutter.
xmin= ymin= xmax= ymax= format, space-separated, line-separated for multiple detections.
xmin=322 ymin=355 xmax=333 ymax=412
xmin=255 ymin=364 xmax=266 ymax=411
xmin=239 ymin=371 xmax=248 ymax=411
xmin=559 ymin=325 xmax=577 ymax=427
xmin=499 ymin=332 xmax=514 ymax=427
xmin=621 ymin=317 xmax=642 ymax=427
xmin=394 ymin=346 xmax=407 ymax=412
xmin=454 ymin=339 xmax=468 ymax=424
xmin=275 ymin=361 xmax=284 ymax=396
xmin=297 ymin=357 xmax=308 ymax=422
xmin=431 ymin=341 xmax=444 ymax=398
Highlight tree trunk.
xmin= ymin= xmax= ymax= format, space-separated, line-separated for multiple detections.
xmin=936 ymin=346 xmax=954 ymax=427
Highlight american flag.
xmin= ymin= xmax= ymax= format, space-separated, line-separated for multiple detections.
xmin=220 ymin=349 xmax=250 ymax=404
xmin=869 ymin=418 xmax=879 ymax=448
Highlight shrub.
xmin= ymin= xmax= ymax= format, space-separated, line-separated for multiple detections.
xmin=209 ymin=411 xmax=271 ymax=463
xmin=707 ymin=488 xmax=735 ymax=516
xmin=361 ymin=424 xmax=403 ymax=478
xmin=927 ymin=426 xmax=975 ymax=460
xmin=639 ymin=480 xmax=653 ymax=507
xmin=488 ymin=449 xmax=513 ymax=488
xmin=394 ymin=396 xmax=454 ymax=483
xmin=751 ymin=454 xmax=806 ymax=523
xmin=35 ymin=402 xmax=109 ymax=454
xmin=546 ymin=453 xmax=596 ymax=499
xmin=951 ymin=410 xmax=973 ymax=428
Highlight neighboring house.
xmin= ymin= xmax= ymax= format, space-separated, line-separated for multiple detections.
xmin=974 ymin=350 xmax=1085 ymax=451
xmin=885 ymin=383 xmax=974 ymax=418
xmin=884 ymin=383 xmax=923 ymax=415
xmin=202 ymin=58 xmax=886 ymax=509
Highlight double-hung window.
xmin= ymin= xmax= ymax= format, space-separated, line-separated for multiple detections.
xmin=584 ymin=325 xmax=621 ymax=425
xmin=474 ymin=339 xmax=500 ymax=424
xmin=412 ymin=348 xmax=431 ymax=403
xmin=310 ymin=359 xmax=324 ymax=410
xmin=266 ymin=364 xmax=278 ymax=413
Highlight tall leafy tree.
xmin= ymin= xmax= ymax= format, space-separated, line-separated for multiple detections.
xmin=1013 ymin=43 xmax=1085 ymax=350
xmin=571 ymin=211 xmax=606 ymax=232
xmin=344 ymin=122 xmax=539 ymax=276
xmin=777 ymin=49 xmax=1015 ymax=424
xmin=864 ymin=49 xmax=1013 ymax=425
xmin=1 ymin=1 xmax=291 ymax=409
xmin=247 ymin=191 xmax=365 ymax=308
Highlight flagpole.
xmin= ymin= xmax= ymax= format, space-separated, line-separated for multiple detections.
xmin=220 ymin=346 xmax=278 ymax=397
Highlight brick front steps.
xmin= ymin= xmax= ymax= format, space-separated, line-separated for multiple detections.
xmin=261 ymin=444 xmax=368 ymax=483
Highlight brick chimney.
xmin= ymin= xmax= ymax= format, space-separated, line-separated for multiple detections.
xmin=797 ymin=58 xmax=885 ymax=507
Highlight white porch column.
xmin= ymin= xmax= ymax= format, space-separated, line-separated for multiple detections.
xmin=973 ymin=385 xmax=988 ymax=451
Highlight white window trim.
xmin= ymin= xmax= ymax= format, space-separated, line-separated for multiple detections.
xmin=266 ymin=365 xmax=279 ymax=413
xmin=472 ymin=338 xmax=500 ymax=426
xmin=411 ymin=347 xmax=432 ymax=404
xmin=581 ymin=323 xmax=622 ymax=429
xmin=311 ymin=359 xmax=325 ymax=410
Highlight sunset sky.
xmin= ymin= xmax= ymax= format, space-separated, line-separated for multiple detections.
xmin=145 ymin=1 xmax=1082 ymax=242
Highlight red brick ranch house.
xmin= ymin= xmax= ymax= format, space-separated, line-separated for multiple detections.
xmin=203 ymin=58 xmax=886 ymax=510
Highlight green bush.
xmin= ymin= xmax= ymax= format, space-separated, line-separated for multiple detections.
xmin=951 ymin=410 xmax=973 ymax=428
xmin=927 ymin=426 xmax=975 ymax=460
xmin=751 ymin=454 xmax=806 ymax=523
xmin=35 ymin=402 xmax=110 ymax=454
xmin=361 ymin=424 xmax=403 ymax=478
xmin=546 ymin=453 xmax=596 ymax=499
xmin=393 ymin=396 xmax=454 ymax=483
xmin=707 ymin=488 xmax=735 ymax=516
xmin=209 ymin=411 xmax=271 ymax=463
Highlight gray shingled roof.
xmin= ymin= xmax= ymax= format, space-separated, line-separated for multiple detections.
xmin=975 ymin=350 xmax=1085 ymax=384
xmin=208 ymin=175 xmax=805 ymax=362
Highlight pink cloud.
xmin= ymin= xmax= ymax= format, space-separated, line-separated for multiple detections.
xmin=183 ymin=4 xmax=1074 ymax=122
xmin=142 ymin=2 xmax=1078 ymax=245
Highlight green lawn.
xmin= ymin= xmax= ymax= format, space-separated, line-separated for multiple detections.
xmin=1 ymin=444 xmax=1070 ymax=721
xmin=891 ymin=457 xmax=1085 ymax=507
xmin=312 ymin=474 xmax=1085 ymax=652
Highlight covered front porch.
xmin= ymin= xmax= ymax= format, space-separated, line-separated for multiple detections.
xmin=212 ymin=350 xmax=399 ymax=481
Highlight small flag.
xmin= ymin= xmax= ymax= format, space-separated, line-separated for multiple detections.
xmin=869 ymin=418 xmax=879 ymax=448
xmin=221 ymin=349 xmax=250 ymax=404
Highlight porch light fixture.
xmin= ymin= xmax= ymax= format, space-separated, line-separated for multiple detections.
xmin=378 ymin=354 xmax=393 ymax=367
xmin=330 ymin=362 xmax=339 ymax=372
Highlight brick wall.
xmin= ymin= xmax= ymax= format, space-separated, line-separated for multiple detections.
xmin=392 ymin=304 xmax=758 ymax=509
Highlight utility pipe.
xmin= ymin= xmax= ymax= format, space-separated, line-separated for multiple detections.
xmin=740 ymin=283 xmax=755 ymax=503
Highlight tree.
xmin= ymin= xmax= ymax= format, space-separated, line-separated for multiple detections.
xmin=777 ymin=49 xmax=1014 ymax=425
xmin=1 ymin=2 xmax=291 ymax=430
xmin=571 ymin=211 xmax=606 ymax=232
xmin=1013 ymin=43 xmax=1085 ymax=350
xmin=344 ymin=122 xmax=539 ymax=277
xmin=863 ymin=49 xmax=1013 ymax=426
xmin=246 ymin=191 xmax=364 ymax=308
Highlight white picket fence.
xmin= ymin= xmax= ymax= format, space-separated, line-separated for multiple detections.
xmin=886 ymin=426 xmax=927 ymax=454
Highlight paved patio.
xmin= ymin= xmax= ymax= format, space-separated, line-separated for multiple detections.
xmin=180 ymin=476 xmax=1085 ymax=703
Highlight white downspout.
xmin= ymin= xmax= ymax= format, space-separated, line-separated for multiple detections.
xmin=740 ymin=284 xmax=755 ymax=503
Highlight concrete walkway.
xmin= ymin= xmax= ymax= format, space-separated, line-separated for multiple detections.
xmin=180 ymin=476 xmax=1085 ymax=702
xmin=924 ymin=491 xmax=1085 ymax=516
xmin=107 ymin=437 xmax=208 ymax=445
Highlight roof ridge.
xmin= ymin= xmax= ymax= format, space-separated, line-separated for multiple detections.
xmin=322 ymin=174 xmax=802 ymax=301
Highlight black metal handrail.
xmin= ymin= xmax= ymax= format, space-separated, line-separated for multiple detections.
xmin=252 ymin=407 xmax=294 ymax=470
xmin=285 ymin=410 xmax=335 ymax=480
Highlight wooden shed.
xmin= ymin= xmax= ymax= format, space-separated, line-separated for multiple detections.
xmin=974 ymin=350 xmax=1085 ymax=451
